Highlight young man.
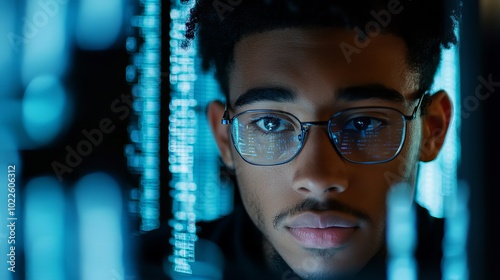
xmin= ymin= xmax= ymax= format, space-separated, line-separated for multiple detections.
xmin=140 ymin=0 xmax=461 ymax=279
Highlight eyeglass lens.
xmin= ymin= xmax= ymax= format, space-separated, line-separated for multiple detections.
xmin=231 ymin=108 xmax=406 ymax=165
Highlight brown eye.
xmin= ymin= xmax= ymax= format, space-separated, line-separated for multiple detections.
xmin=251 ymin=114 xmax=295 ymax=133
xmin=345 ymin=117 xmax=382 ymax=132
xmin=353 ymin=117 xmax=371 ymax=131
xmin=260 ymin=117 xmax=281 ymax=131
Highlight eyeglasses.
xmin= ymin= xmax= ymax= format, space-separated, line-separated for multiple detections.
xmin=222 ymin=94 xmax=427 ymax=165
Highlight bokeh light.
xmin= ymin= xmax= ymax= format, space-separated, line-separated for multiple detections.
xmin=22 ymin=75 xmax=68 ymax=145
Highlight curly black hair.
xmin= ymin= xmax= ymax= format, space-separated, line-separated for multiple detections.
xmin=181 ymin=0 xmax=461 ymax=97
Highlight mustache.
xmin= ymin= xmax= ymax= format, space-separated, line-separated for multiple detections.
xmin=273 ymin=198 xmax=372 ymax=229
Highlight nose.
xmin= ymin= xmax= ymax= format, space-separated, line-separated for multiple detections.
xmin=291 ymin=126 xmax=348 ymax=197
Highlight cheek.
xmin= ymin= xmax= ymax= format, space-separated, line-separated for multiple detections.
xmin=345 ymin=125 xmax=422 ymax=220
xmin=234 ymin=163 xmax=304 ymax=239
xmin=357 ymin=120 xmax=422 ymax=189
xmin=234 ymin=163 xmax=292 ymax=231
xmin=390 ymin=121 xmax=422 ymax=182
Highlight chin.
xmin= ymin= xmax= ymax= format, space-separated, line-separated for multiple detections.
xmin=293 ymin=269 xmax=355 ymax=280
xmin=287 ymin=259 xmax=362 ymax=280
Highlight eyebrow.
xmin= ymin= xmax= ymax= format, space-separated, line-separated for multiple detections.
xmin=336 ymin=84 xmax=406 ymax=105
xmin=234 ymin=87 xmax=296 ymax=108
xmin=233 ymin=84 xmax=406 ymax=108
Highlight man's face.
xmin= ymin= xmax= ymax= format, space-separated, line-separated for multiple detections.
xmin=214 ymin=28 xmax=427 ymax=278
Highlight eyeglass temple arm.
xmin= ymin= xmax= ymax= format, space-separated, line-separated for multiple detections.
xmin=221 ymin=104 xmax=230 ymax=125
xmin=408 ymin=93 xmax=428 ymax=119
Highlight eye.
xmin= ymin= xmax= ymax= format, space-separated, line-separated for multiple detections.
xmin=245 ymin=112 xmax=298 ymax=134
xmin=255 ymin=116 xmax=288 ymax=132
xmin=344 ymin=117 xmax=383 ymax=132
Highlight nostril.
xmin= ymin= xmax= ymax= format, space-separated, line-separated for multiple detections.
xmin=298 ymin=186 xmax=311 ymax=193
xmin=294 ymin=183 xmax=347 ymax=197
xmin=325 ymin=185 xmax=346 ymax=193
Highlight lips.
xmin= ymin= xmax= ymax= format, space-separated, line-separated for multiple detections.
xmin=286 ymin=212 xmax=359 ymax=249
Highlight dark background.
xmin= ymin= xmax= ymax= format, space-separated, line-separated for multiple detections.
xmin=460 ymin=1 xmax=500 ymax=279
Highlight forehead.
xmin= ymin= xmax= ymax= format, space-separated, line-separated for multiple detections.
xmin=228 ymin=28 xmax=419 ymax=106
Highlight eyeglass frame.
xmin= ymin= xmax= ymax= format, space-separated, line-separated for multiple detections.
xmin=221 ymin=92 xmax=428 ymax=166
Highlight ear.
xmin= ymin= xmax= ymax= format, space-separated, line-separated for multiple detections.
xmin=207 ymin=101 xmax=235 ymax=168
xmin=419 ymin=90 xmax=453 ymax=162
